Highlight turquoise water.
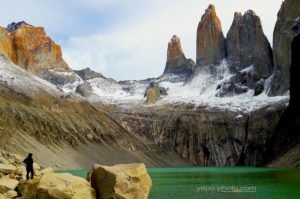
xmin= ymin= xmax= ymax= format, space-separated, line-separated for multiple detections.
xmin=57 ymin=167 xmax=300 ymax=199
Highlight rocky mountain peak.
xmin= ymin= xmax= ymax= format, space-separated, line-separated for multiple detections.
xmin=196 ymin=4 xmax=226 ymax=67
xmin=0 ymin=22 xmax=71 ymax=76
xmin=6 ymin=21 xmax=31 ymax=32
xmin=163 ymin=35 xmax=195 ymax=77
xmin=268 ymin=0 xmax=300 ymax=96
xmin=74 ymin=67 xmax=103 ymax=81
xmin=167 ymin=35 xmax=184 ymax=65
xmin=226 ymin=9 xmax=273 ymax=78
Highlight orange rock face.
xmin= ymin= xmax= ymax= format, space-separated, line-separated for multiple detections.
xmin=196 ymin=4 xmax=226 ymax=67
xmin=0 ymin=27 xmax=14 ymax=60
xmin=9 ymin=24 xmax=70 ymax=73
xmin=163 ymin=35 xmax=195 ymax=76
xmin=166 ymin=35 xmax=185 ymax=67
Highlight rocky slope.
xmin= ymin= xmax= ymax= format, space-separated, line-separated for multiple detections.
xmin=0 ymin=54 xmax=189 ymax=168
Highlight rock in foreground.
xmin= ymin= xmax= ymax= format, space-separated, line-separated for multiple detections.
xmin=37 ymin=173 xmax=96 ymax=199
xmin=90 ymin=163 xmax=152 ymax=199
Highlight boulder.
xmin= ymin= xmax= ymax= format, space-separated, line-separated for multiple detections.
xmin=18 ymin=178 xmax=40 ymax=199
xmin=269 ymin=0 xmax=300 ymax=95
xmin=4 ymin=190 xmax=18 ymax=198
xmin=196 ymin=4 xmax=226 ymax=67
xmin=0 ymin=164 xmax=16 ymax=175
xmin=163 ymin=35 xmax=195 ymax=76
xmin=0 ymin=178 xmax=19 ymax=194
xmin=14 ymin=167 xmax=23 ymax=176
xmin=226 ymin=10 xmax=273 ymax=78
xmin=75 ymin=82 xmax=93 ymax=97
xmin=90 ymin=163 xmax=152 ymax=199
xmin=37 ymin=173 xmax=96 ymax=199
xmin=145 ymin=82 xmax=167 ymax=104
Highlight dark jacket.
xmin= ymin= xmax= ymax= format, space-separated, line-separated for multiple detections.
xmin=23 ymin=157 xmax=33 ymax=169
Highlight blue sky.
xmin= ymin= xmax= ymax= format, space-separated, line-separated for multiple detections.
xmin=0 ymin=0 xmax=284 ymax=80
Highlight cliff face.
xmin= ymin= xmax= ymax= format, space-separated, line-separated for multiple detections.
xmin=0 ymin=22 xmax=70 ymax=76
xmin=0 ymin=27 xmax=14 ymax=60
xmin=196 ymin=4 xmax=226 ymax=67
xmin=9 ymin=23 xmax=70 ymax=73
xmin=163 ymin=35 xmax=195 ymax=76
xmin=226 ymin=11 xmax=273 ymax=78
xmin=106 ymin=103 xmax=286 ymax=166
xmin=269 ymin=0 xmax=300 ymax=96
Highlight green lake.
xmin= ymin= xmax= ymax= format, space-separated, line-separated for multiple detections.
xmin=57 ymin=167 xmax=300 ymax=199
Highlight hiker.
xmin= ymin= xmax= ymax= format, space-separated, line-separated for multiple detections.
xmin=23 ymin=153 xmax=34 ymax=180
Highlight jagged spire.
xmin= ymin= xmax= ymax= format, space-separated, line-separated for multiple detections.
xmin=163 ymin=35 xmax=195 ymax=76
xmin=196 ymin=4 xmax=226 ymax=67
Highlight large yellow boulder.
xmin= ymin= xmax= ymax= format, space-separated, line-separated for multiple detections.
xmin=37 ymin=173 xmax=96 ymax=199
xmin=0 ymin=178 xmax=19 ymax=194
xmin=90 ymin=163 xmax=152 ymax=199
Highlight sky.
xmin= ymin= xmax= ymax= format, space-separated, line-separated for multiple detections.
xmin=0 ymin=0 xmax=284 ymax=80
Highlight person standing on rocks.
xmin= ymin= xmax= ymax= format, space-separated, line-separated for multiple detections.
xmin=23 ymin=153 xmax=34 ymax=180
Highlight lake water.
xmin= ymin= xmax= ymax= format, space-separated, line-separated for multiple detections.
xmin=57 ymin=167 xmax=300 ymax=199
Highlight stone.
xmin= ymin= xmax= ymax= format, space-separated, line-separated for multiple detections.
xmin=8 ymin=172 xmax=15 ymax=180
xmin=226 ymin=10 xmax=273 ymax=78
xmin=90 ymin=163 xmax=152 ymax=199
xmin=8 ymin=22 xmax=71 ymax=74
xmin=0 ymin=164 xmax=16 ymax=175
xmin=0 ymin=178 xmax=19 ymax=193
xmin=37 ymin=173 xmax=96 ymax=199
xmin=268 ymin=0 xmax=300 ymax=95
xmin=4 ymin=190 xmax=17 ymax=198
xmin=14 ymin=168 xmax=23 ymax=176
xmin=18 ymin=178 xmax=40 ymax=199
xmin=86 ymin=134 xmax=94 ymax=141
xmin=196 ymin=4 xmax=226 ymax=67
xmin=146 ymin=87 xmax=161 ymax=104
xmin=163 ymin=35 xmax=195 ymax=76
xmin=75 ymin=82 xmax=93 ymax=97
xmin=0 ymin=27 xmax=14 ymax=60
xmin=145 ymin=82 xmax=167 ymax=104
xmin=74 ymin=68 xmax=103 ymax=81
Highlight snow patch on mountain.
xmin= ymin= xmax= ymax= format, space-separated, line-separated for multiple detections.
xmin=84 ymin=60 xmax=288 ymax=112
xmin=0 ymin=54 xmax=62 ymax=98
